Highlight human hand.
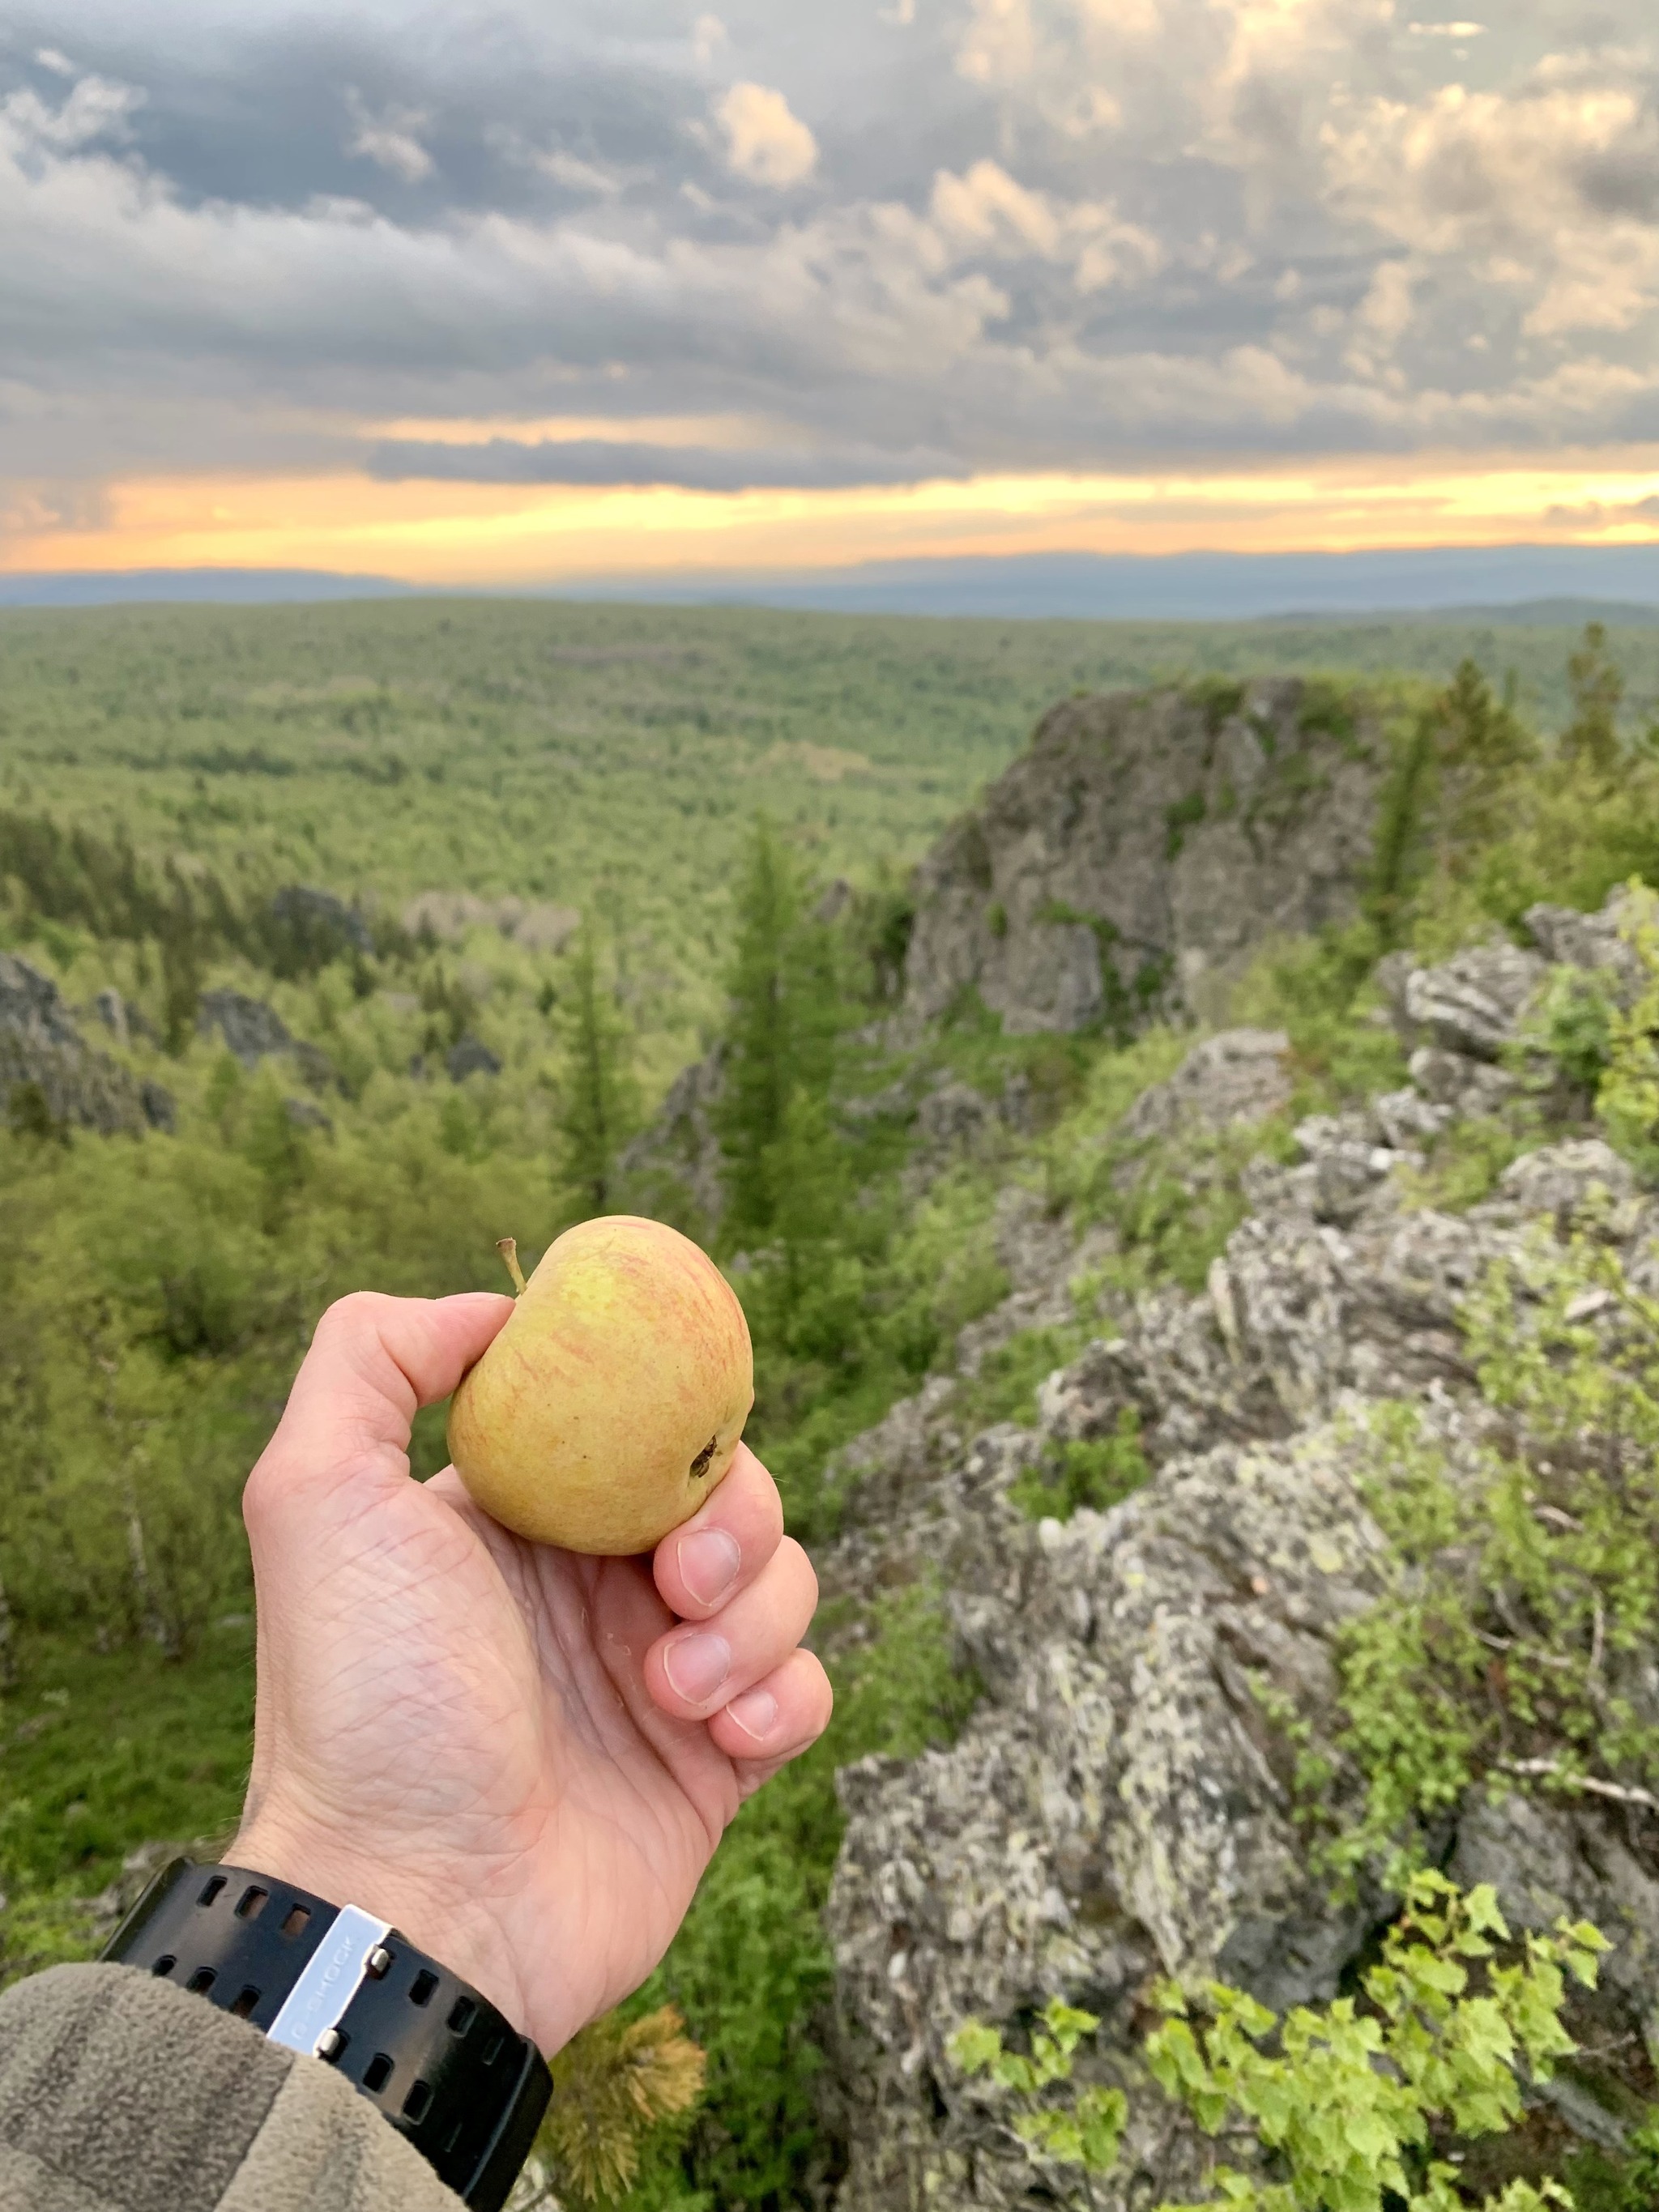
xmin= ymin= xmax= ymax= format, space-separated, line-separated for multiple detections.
xmin=230 ymin=1290 xmax=831 ymax=2056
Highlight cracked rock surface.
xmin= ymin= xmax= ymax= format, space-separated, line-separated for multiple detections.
xmin=820 ymin=891 xmax=1659 ymax=2212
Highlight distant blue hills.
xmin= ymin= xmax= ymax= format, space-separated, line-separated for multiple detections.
xmin=4 ymin=545 xmax=1659 ymax=622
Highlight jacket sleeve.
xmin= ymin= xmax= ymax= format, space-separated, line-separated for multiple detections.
xmin=0 ymin=1963 xmax=467 ymax=2212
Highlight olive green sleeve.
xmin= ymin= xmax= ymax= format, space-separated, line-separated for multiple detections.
xmin=0 ymin=1963 xmax=465 ymax=2212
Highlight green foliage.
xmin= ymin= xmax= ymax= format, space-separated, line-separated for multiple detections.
xmin=1564 ymin=2112 xmax=1659 ymax=2211
xmin=1301 ymin=1209 xmax=1659 ymax=1882
xmin=1593 ymin=884 xmax=1659 ymax=1174
xmin=1010 ymin=1411 xmax=1150 ymax=1521
xmin=1397 ymin=1115 xmax=1530 ymax=1214
xmin=1146 ymin=1871 xmax=1602 ymax=2212
xmin=1167 ymin=791 xmax=1208 ymax=859
xmin=949 ymin=1998 xmax=1128 ymax=2184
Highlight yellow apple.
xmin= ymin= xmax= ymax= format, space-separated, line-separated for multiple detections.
xmin=448 ymin=1214 xmax=753 ymax=1554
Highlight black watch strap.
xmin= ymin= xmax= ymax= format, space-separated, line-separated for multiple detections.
xmin=102 ymin=1859 xmax=551 ymax=2211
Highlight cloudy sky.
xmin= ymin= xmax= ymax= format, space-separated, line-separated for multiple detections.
xmin=4 ymin=0 xmax=1659 ymax=582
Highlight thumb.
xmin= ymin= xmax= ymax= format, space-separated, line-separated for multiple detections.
xmin=246 ymin=1290 xmax=514 ymax=1518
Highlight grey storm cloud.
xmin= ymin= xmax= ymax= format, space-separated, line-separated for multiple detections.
xmin=2 ymin=0 xmax=1659 ymax=487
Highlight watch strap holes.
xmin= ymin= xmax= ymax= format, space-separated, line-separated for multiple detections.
xmin=409 ymin=1969 xmax=438 ymax=2007
xmin=234 ymin=1886 xmax=268 ymax=1920
xmin=363 ymin=2052 xmax=394 ymax=2094
xmin=229 ymin=1986 xmax=261 ymax=2019
xmin=402 ymin=2079 xmax=433 ymax=2124
xmin=446 ymin=1995 xmax=476 ymax=2035
xmin=186 ymin=1967 xmax=216 ymax=1995
xmin=150 ymin=1954 xmax=175 ymax=1977
xmin=197 ymin=1875 xmax=227 ymax=1908
xmin=279 ymin=1903 xmax=311 ymax=1939
xmin=482 ymin=2034 xmax=503 ymax=2068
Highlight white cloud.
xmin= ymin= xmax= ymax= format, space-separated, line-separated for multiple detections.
xmin=929 ymin=159 xmax=1162 ymax=290
xmin=2 ymin=72 xmax=143 ymax=153
xmin=536 ymin=151 xmax=627 ymax=197
xmin=1407 ymin=21 xmax=1485 ymax=36
xmin=343 ymin=87 xmax=435 ymax=184
xmin=692 ymin=14 xmax=727 ymax=66
xmin=956 ymin=0 xmax=1036 ymax=84
xmin=1323 ymin=77 xmax=1659 ymax=336
xmin=714 ymin=82 xmax=817 ymax=188
xmin=34 ymin=49 xmax=77 ymax=77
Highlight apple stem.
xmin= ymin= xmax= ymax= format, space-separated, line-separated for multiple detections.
xmin=496 ymin=1237 xmax=527 ymax=1296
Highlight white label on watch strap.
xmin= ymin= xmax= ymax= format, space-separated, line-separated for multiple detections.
xmin=267 ymin=1903 xmax=394 ymax=2057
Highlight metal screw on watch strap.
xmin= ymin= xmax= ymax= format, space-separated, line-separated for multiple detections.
xmin=102 ymin=1860 xmax=551 ymax=2211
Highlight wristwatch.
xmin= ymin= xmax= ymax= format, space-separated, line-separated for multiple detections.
xmin=103 ymin=1859 xmax=552 ymax=2211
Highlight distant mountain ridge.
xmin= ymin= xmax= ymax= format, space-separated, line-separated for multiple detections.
xmin=3 ymin=543 xmax=1659 ymax=620
xmin=0 ymin=569 xmax=415 ymax=607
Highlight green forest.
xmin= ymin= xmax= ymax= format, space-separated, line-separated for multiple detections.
xmin=6 ymin=596 xmax=1659 ymax=2211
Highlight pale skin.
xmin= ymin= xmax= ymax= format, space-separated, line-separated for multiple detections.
xmin=232 ymin=1289 xmax=832 ymax=2058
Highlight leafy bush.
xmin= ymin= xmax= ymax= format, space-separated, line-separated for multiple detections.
xmin=1146 ymin=1871 xmax=1604 ymax=2212
xmin=950 ymin=1877 xmax=1604 ymax=2212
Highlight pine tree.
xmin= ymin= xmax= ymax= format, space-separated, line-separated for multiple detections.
xmin=555 ymin=927 xmax=639 ymax=1217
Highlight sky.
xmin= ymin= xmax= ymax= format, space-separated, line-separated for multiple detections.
xmin=3 ymin=0 xmax=1659 ymax=585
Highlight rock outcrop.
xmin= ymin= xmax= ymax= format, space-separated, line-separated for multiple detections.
xmin=821 ymin=892 xmax=1659 ymax=2212
xmin=903 ymin=682 xmax=1386 ymax=1036
xmin=0 ymin=954 xmax=171 ymax=1136
xmin=198 ymin=989 xmax=332 ymax=1089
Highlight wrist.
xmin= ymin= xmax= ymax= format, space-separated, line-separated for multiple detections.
xmin=229 ymin=1812 xmax=538 ymax=2050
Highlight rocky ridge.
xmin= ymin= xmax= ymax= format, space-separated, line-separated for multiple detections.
xmin=819 ymin=893 xmax=1659 ymax=2212
xmin=903 ymin=680 xmax=1387 ymax=1038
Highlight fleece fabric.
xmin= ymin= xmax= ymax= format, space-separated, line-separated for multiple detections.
xmin=0 ymin=1963 xmax=464 ymax=2212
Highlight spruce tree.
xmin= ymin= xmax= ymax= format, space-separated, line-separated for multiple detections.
xmin=1561 ymin=620 xmax=1624 ymax=775
xmin=716 ymin=819 xmax=841 ymax=1248
xmin=555 ymin=927 xmax=639 ymax=1218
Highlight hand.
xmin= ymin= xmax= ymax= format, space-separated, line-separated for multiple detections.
xmin=230 ymin=1290 xmax=831 ymax=2056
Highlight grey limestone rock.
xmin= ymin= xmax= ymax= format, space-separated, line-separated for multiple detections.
xmin=824 ymin=1029 xmax=1659 ymax=2208
xmin=1120 ymin=1028 xmax=1292 ymax=1142
xmin=825 ymin=1423 xmax=1393 ymax=2212
xmin=1526 ymin=891 xmax=1646 ymax=999
xmin=903 ymin=683 xmax=1385 ymax=1037
xmin=270 ymin=884 xmax=372 ymax=955
xmin=446 ymin=1033 xmax=502 ymax=1082
xmin=1399 ymin=940 xmax=1547 ymax=1060
xmin=0 ymin=953 xmax=152 ymax=1136
xmin=198 ymin=988 xmax=296 ymax=1067
xmin=618 ymin=1042 xmax=728 ymax=1233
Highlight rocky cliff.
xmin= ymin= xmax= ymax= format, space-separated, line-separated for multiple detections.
xmin=820 ymin=892 xmax=1659 ymax=2210
xmin=0 ymin=954 xmax=172 ymax=1136
xmin=903 ymin=680 xmax=1386 ymax=1036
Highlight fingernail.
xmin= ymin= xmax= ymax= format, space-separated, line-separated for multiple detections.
xmin=677 ymin=1528 xmax=741 ymax=1609
xmin=663 ymin=1631 xmax=731 ymax=1705
xmin=725 ymin=1686 xmax=778 ymax=1741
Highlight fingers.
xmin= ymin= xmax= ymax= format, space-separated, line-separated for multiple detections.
xmin=652 ymin=1443 xmax=783 ymax=1622
xmin=708 ymin=1647 xmax=833 ymax=1784
xmin=247 ymin=1291 xmax=514 ymax=1513
xmin=645 ymin=1532 xmax=818 ymax=1721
